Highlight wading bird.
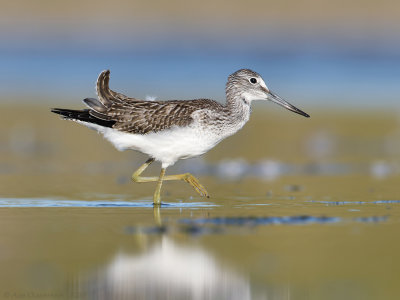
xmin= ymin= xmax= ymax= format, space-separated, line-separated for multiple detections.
xmin=52 ymin=69 xmax=309 ymax=205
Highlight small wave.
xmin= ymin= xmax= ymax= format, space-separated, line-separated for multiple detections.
xmin=179 ymin=215 xmax=341 ymax=226
xmin=0 ymin=198 xmax=218 ymax=208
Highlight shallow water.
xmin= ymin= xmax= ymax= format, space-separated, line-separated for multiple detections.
xmin=0 ymin=193 xmax=399 ymax=300
xmin=1 ymin=106 xmax=400 ymax=299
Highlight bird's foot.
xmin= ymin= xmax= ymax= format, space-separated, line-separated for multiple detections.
xmin=182 ymin=173 xmax=209 ymax=198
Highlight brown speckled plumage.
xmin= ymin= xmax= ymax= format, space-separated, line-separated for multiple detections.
xmin=65 ymin=70 xmax=226 ymax=134
xmin=109 ymin=98 xmax=223 ymax=134
xmin=52 ymin=69 xmax=309 ymax=136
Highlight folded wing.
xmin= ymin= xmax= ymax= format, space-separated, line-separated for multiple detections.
xmin=79 ymin=70 xmax=221 ymax=134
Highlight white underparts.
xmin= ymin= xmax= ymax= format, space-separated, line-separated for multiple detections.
xmin=74 ymin=120 xmax=226 ymax=168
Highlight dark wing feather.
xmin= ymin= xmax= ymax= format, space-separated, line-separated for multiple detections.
xmin=53 ymin=70 xmax=223 ymax=134
xmin=96 ymin=70 xmax=141 ymax=107
xmin=93 ymin=70 xmax=223 ymax=134
xmin=83 ymin=98 xmax=106 ymax=112
xmin=51 ymin=108 xmax=116 ymax=128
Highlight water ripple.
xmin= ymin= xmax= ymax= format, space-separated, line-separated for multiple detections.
xmin=0 ymin=198 xmax=217 ymax=208
xmin=309 ymin=200 xmax=400 ymax=205
xmin=179 ymin=215 xmax=341 ymax=226
xmin=124 ymin=215 xmax=388 ymax=237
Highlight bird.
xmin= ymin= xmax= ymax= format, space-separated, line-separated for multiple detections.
xmin=52 ymin=69 xmax=309 ymax=205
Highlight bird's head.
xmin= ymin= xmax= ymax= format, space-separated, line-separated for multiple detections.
xmin=226 ymin=69 xmax=309 ymax=118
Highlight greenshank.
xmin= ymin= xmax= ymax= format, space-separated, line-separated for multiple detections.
xmin=52 ymin=69 xmax=309 ymax=205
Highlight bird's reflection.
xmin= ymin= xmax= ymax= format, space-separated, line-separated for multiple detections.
xmin=81 ymin=207 xmax=252 ymax=300
xmin=153 ymin=206 xmax=162 ymax=226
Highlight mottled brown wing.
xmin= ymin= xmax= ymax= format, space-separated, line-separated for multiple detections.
xmin=85 ymin=70 xmax=223 ymax=134
xmin=96 ymin=70 xmax=142 ymax=107
xmin=109 ymin=99 xmax=219 ymax=134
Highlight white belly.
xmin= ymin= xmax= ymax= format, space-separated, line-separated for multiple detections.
xmin=80 ymin=121 xmax=222 ymax=168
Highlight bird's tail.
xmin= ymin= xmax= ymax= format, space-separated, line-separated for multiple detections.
xmin=51 ymin=108 xmax=116 ymax=128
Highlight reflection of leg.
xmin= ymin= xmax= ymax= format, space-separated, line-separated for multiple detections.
xmin=163 ymin=173 xmax=209 ymax=198
xmin=153 ymin=206 xmax=162 ymax=226
xmin=131 ymin=158 xmax=158 ymax=182
xmin=153 ymin=168 xmax=166 ymax=206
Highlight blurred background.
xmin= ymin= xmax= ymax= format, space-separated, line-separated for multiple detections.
xmin=1 ymin=0 xmax=400 ymax=107
xmin=1 ymin=1 xmax=400 ymax=299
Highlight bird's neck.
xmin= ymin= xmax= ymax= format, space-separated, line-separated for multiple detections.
xmin=226 ymin=86 xmax=251 ymax=114
xmin=223 ymin=88 xmax=252 ymax=127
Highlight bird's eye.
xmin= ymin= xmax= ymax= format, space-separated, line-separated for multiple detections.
xmin=249 ymin=78 xmax=257 ymax=84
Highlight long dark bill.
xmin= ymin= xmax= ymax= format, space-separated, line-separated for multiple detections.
xmin=267 ymin=90 xmax=310 ymax=118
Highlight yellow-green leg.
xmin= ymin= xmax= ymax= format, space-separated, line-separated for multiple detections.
xmin=131 ymin=158 xmax=210 ymax=205
xmin=163 ymin=173 xmax=209 ymax=198
xmin=153 ymin=168 xmax=166 ymax=205
xmin=131 ymin=158 xmax=158 ymax=183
